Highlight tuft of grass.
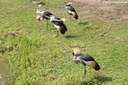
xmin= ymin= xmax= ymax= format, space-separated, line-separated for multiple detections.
xmin=0 ymin=0 xmax=128 ymax=85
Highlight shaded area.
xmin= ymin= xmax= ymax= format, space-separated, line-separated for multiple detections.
xmin=65 ymin=35 xmax=78 ymax=39
xmin=78 ymin=21 xmax=89 ymax=25
xmin=86 ymin=76 xmax=112 ymax=85
xmin=77 ymin=76 xmax=112 ymax=85
xmin=65 ymin=76 xmax=112 ymax=85
xmin=93 ymin=76 xmax=112 ymax=82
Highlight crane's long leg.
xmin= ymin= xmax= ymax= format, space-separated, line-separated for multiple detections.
xmin=84 ymin=65 xmax=86 ymax=77
xmin=46 ymin=20 xmax=48 ymax=29
xmin=70 ymin=15 xmax=71 ymax=20
xmin=57 ymin=31 xmax=59 ymax=37
xmin=54 ymin=31 xmax=59 ymax=37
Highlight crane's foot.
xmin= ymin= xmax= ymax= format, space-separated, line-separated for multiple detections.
xmin=84 ymin=66 xmax=86 ymax=78
xmin=70 ymin=15 xmax=71 ymax=20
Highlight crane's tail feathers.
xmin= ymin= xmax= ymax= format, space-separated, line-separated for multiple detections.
xmin=60 ymin=28 xmax=66 ymax=34
xmin=72 ymin=12 xmax=78 ymax=20
xmin=74 ymin=13 xmax=78 ymax=20
xmin=74 ymin=14 xmax=78 ymax=20
xmin=93 ymin=62 xmax=100 ymax=71
xmin=59 ymin=25 xmax=67 ymax=34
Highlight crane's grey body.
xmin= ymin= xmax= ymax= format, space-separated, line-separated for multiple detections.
xmin=73 ymin=53 xmax=100 ymax=70
xmin=72 ymin=48 xmax=100 ymax=76
xmin=36 ymin=9 xmax=53 ymax=29
xmin=65 ymin=3 xmax=78 ymax=20
xmin=50 ymin=16 xmax=67 ymax=36
xmin=73 ymin=54 xmax=94 ymax=65
xmin=66 ymin=5 xmax=76 ymax=14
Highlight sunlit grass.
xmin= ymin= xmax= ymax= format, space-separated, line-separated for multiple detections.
xmin=0 ymin=0 xmax=128 ymax=85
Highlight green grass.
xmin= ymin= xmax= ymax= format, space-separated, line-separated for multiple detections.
xmin=0 ymin=0 xmax=128 ymax=85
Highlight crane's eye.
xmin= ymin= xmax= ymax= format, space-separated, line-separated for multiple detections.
xmin=72 ymin=52 xmax=74 ymax=55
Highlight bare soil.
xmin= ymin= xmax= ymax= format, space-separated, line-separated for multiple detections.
xmin=70 ymin=0 xmax=128 ymax=22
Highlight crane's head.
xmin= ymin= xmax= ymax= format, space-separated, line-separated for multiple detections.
xmin=36 ymin=4 xmax=42 ymax=14
xmin=38 ymin=4 xmax=42 ymax=8
xmin=72 ymin=48 xmax=80 ymax=55
xmin=36 ymin=9 xmax=45 ymax=16
xmin=36 ymin=4 xmax=45 ymax=15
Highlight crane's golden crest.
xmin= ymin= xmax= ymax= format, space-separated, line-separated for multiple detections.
xmin=73 ymin=48 xmax=80 ymax=54
xmin=61 ymin=18 xmax=66 ymax=22
xmin=38 ymin=4 xmax=42 ymax=8
xmin=67 ymin=2 xmax=72 ymax=5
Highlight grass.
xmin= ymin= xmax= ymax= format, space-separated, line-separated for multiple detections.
xmin=0 ymin=0 xmax=128 ymax=85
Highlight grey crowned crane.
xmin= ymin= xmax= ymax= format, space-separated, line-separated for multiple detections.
xmin=72 ymin=48 xmax=100 ymax=76
xmin=49 ymin=15 xmax=67 ymax=37
xmin=36 ymin=5 xmax=53 ymax=29
xmin=65 ymin=2 xmax=78 ymax=20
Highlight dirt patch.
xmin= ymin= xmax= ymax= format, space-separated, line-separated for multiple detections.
xmin=70 ymin=0 xmax=128 ymax=22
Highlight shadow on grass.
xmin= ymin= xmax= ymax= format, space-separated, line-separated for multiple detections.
xmin=76 ymin=76 xmax=112 ymax=85
xmin=65 ymin=76 xmax=112 ymax=85
xmin=78 ymin=21 xmax=89 ymax=25
xmin=65 ymin=35 xmax=78 ymax=39
xmin=80 ymin=76 xmax=112 ymax=85
xmin=94 ymin=76 xmax=112 ymax=82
